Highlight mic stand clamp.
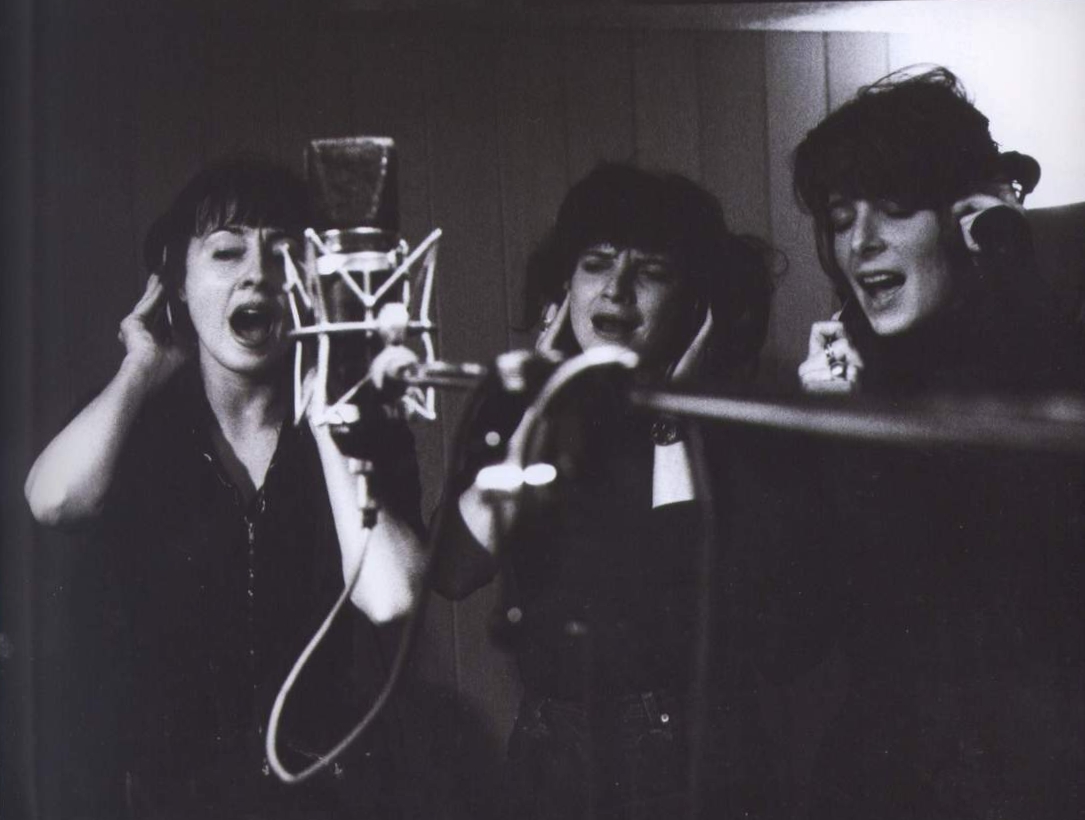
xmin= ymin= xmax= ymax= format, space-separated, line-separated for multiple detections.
xmin=347 ymin=456 xmax=379 ymax=529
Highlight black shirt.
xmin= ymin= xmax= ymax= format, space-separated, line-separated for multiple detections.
xmin=86 ymin=366 xmax=420 ymax=818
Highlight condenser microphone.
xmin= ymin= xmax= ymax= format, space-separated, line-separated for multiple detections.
xmin=307 ymin=138 xmax=402 ymax=458
xmin=308 ymin=136 xmax=399 ymax=237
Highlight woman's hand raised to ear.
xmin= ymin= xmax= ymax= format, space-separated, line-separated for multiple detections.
xmin=26 ymin=275 xmax=189 ymax=526
xmin=951 ymin=184 xmax=1026 ymax=254
xmin=117 ymin=273 xmax=189 ymax=394
xmin=798 ymin=318 xmax=864 ymax=395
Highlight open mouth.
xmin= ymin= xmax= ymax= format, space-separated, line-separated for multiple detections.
xmin=591 ymin=314 xmax=638 ymax=340
xmin=856 ymin=271 xmax=906 ymax=306
xmin=229 ymin=303 xmax=279 ymax=347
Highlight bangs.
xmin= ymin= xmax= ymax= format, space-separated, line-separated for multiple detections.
xmin=188 ymin=166 xmax=309 ymax=238
xmin=803 ymin=133 xmax=948 ymax=214
xmin=143 ymin=156 xmax=308 ymax=277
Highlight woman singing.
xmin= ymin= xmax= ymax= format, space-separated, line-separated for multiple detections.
xmin=781 ymin=68 xmax=1085 ymax=818
xmin=795 ymin=67 xmax=1083 ymax=396
xmin=25 ymin=157 xmax=425 ymax=819
xmin=433 ymin=163 xmax=792 ymax=819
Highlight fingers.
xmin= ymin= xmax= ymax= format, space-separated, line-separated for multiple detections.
xmin=118 ymin=274 xmax=169 ymax=348
xmin=809 ymin=320 xmax=845 ymax=357
xmin=130 ymin=273 xmax=167 ymax=320
xmin=800 ymin=320 xmax=863 ymax=394
xmin=535 ymin=294 xmax=571 ymax=354
xmin=369 ymin=345 xmax=419 ymax=391
xmin=824 ymin=337 xmax=864 ymax=370
xmin=799 ymin=354 xmax=861 ymax=393
xmin=953 ymin=190 xmax=1027 ymax=254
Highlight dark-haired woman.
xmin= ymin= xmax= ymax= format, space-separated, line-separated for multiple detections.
xmin=794 ymin=67 xmax=1083 ymax=396
xmin=782 ymin=68 xmax=1085 ymax=818
xmin=433 ymin=162 xmax=806 ymax=819
xmin=25 ymin=158 xmax=425 ymax=818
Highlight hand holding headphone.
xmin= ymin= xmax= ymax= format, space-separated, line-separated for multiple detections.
xmin=115 ymin=270 xmax=189 ymax=393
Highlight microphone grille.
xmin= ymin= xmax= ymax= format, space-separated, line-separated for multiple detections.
xmin=306 ymin=137 xmax=399 ymax=233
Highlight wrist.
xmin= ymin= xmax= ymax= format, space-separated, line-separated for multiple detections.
xmin=115 ymin=355 xmax=162 ymax=402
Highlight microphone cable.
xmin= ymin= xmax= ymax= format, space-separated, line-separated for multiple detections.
xmin=265 ymin=369 xmax=496 ymax=784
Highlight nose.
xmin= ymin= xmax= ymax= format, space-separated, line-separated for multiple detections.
xmin=601 ymin=252 xmax=635 ymax=303
xmin=850 ymin=204 xmax=885 ymax=259
xmin=242 ymin=232 xmax=285 ymax=290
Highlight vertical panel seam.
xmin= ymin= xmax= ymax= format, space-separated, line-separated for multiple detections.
xmin=629 ymin=29 xmax=639 ymax=164
xmin=694 ymin=30 xmax=706 ymax=182
xmin=493 ymin=37 xmax=513 ymax=354
xmin=560 ymin=28 xmax=573 ymax=187
xmin=823 ymin=31 xmax=833 ymax=113
xmin=762 ymin=33 xmax=776 ymax=251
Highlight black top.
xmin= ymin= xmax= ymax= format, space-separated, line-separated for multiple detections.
xmin=81 ymin=366 xmax=421 ymax=818
xmin=434 ymin=373 xmax=824 ymax=703
xmin=788 ymin=437 xmax=1085 ymax=820
xmin=774 ymin=242 xmax=1085 ymax=817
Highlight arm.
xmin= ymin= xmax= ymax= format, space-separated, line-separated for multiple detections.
xmin=309 ymin=419 xmax=427 ymax=623
xmin=426 ymin=485 xmax=505 ymax=600
xmin=25 ymin=275 xmax=186 ymax=526
xmin=430 ymin=387 xmax=530 ymax=600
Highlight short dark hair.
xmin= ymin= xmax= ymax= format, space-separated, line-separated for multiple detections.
xmin=143 ymin=155 xmax=310 ymax=297
xmin=793 ymin=66 xmax=1038 ymax=291
xmin=526 ymin=162 xmax=774 ymax=379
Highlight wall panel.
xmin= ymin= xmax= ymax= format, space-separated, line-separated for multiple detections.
xmin=31 ymin=16 xmax=140 ymax=819
xmin=496 ymin=31 xmax=570 ymax=350
xmin=697 ymin=31 xmax=770 ymax=242
xmin=561 ymin=29 xmax=636 ymax=181
xmin=632 ymin=29 xmax=702 ymax=179
xmin=827 ymin=32 xmax=890 ymax=110
xmin=420 ymin=30 xmax=521 ymax=808
xmin=131 ymin=16 xmax=211 ymax=274
xmin=204 ymin=18 xmax=285 ymax=162
xmin=765 ymin=32 xmax=832 ymax=388
xmin=274 ymin=15 xmax=357 ymax=175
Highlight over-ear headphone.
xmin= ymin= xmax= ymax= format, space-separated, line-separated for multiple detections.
xmin=143 ymin=219 xmax=194 ymax=346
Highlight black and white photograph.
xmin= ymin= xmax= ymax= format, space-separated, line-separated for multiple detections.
xmin=3 ymin=1 xmax=1084 ymax=818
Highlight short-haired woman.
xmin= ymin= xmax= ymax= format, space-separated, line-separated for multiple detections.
xmin=26 ymin=156 xmax=425 ymax=818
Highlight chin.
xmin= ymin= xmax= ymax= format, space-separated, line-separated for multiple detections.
xmin=226 ymin=346 xmax=288 ymax=376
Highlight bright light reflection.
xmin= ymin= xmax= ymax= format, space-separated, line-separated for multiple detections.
xmin=523 ymin=463 xmax=558 ymax=487
xmin=475 ymin=464 xmax=523 ymax=494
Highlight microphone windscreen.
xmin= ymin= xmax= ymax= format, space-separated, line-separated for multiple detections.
xmin=306 ymin=137 xmax=399 ymax=234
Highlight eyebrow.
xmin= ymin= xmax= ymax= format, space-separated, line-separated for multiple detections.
xmin=206 ymin=225 xmax=291 ymax=241
xmin=581 ymin=245 xmax=671 ymax=263
xmin=581 ymin=245 xmax=618 ymax=257
xmin=206 ymin=226 xmax=247 ymax=239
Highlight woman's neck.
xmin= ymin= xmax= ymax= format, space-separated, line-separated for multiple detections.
xmin=199 ymin=355 xmax=287 ymax=501
xmin=200 ymin=356 xmax=285 ymax=431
